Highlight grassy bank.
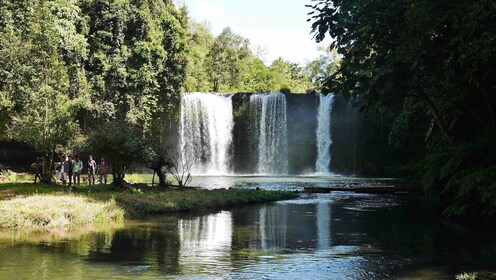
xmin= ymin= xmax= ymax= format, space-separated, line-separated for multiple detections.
xmin=0 ymin=183 xmax=297 ymax=226
xmin=0 ymin=195 xmax=124 ymax=228
xmin=115 ymin=188 xmax=297 ymax=215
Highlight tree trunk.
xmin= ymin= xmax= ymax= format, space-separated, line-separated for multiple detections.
xmin=112 ymin=166 xmax=125 ymax=187
xmin=213 ymin=80 xmax=219 ymax=92
xmin=41 ymin=149 xmax=54 ymax=184
xmin=157 ymin=171 xmax=167 ymax=187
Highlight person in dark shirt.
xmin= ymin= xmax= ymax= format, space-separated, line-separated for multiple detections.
xmin=87 ymin=155 xmax=97 ymax=185
xmin=98 ymin=157 xmax=109 ymax=185
xmin=34 ymin=156 xmax=43 ymax=183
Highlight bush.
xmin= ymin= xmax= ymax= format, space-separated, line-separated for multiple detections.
xmin=90 ymin=121 xmax=152 ymax=187
xmin=421 ymin=137 xmax=496 ymax=219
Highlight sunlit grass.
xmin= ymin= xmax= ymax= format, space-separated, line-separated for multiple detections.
xmin=1 ymin=172 xmax=33 ymax=183
xmin=115 ymin=188 xmax=297 ymax=215
xmin=0 ymin=195 xmax=124 ymax=229
xmin=0 ymin=182 xmax=298 ymax=220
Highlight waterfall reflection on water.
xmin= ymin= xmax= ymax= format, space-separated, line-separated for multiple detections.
xmin=2 ymin=180 xmax=496 ymax=279
xmin=178 ymin=211 xmax=233 ymax=275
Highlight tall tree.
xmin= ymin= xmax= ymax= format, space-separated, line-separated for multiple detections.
xmin=304 ymin=46 xmax=341 ymax=90
xmin=205 ymin=27 xmax=252 ymax=92
xmin=1 ymin=0 xmax=85 ymax=182
xmin=270 ymin=58 xmax=312 ymax=93
xmin=78 ymin=0 xmax=188 ymax=137
xmin=184 ymin=21 xmax=214 ymax=92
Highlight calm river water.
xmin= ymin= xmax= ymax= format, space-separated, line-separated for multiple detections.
xmin=1 ymin=176 xmax=495 ymax=279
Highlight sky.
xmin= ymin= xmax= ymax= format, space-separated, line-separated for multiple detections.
xmin=180 ymin=0 xmax=331 ymax=65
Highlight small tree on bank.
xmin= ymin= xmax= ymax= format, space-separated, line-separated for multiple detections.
xmin=90 ymin=121 xmax=150 ymax=187
xmin=145 ymin=142 xmax=172 ymax=188
xmin=168 ymin=146 xmax=194 ymax=188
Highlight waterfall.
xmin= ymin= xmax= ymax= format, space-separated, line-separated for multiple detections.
xmin=315 ymin=93 xmax=335 ymax=174
xmin=180 ymin=92 xmax=234 ymax=175
xmin=250 ymin=93 xmax=288 ymax=175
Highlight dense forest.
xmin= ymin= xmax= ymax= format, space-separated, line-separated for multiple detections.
xmin=0 ymin=0 xmax=334 ymax=185
xmin=308 ymin=0 xmax=496 ymax=220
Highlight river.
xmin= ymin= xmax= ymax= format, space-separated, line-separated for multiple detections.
xmin=0 ymin=176 xmax=495 ymax=279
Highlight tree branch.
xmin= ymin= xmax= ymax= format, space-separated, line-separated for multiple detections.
xmin=416 ymin=93 xmax=455 ymax=146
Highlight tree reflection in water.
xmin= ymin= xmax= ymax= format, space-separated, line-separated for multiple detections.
xmin=1 ymin=193 xmax=496 ymax=279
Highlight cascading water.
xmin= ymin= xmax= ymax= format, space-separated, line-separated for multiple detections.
xmin=315 ymin=93 xmax=335 ymax=174
xmin=180 ymin=92 xmax=234 ymax=175
xmin=250 ymin=93 xmax=288 ymax=175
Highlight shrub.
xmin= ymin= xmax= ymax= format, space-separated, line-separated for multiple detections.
xmin=90 ymin=121 xmax=152 ymax=187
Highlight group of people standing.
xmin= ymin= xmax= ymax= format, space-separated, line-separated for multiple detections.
xmin=57 ymin=155 xmax=109 ymax=186
xmin=33 ymin=154 xmax=110 ymax=185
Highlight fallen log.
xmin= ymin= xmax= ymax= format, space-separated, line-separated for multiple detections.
xmin=303 ymin=185 xmax=417 ymax=194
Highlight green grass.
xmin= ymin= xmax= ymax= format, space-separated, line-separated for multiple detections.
xmin=0 ymin=182 xmax=298 ymax=222
xmin=115 ymin=188 xmax=297 ymax=215
xmin=2 ymin=172 xmax=170 ymax=186
xmin=0 ymin=195 xmax=124 ymax=229
xmin=0 ymin=182 xmax=118 ymax=200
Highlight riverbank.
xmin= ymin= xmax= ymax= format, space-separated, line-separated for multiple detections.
xmin=0 ymin=195 xmax=123 ymax=228
xmin=0 ymin=183 xmax=297 ymax=228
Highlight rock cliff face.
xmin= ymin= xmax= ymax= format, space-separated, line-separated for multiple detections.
xmin=227 ymin=92 xmax=408 ymax=175
xmin=230 ymin=93 xmax=320 ymax=174
xmin=231 ymin=93 xmax=253 ymax=173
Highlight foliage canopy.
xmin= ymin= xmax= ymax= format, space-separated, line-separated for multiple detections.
xmin=308 ymin=0 xmax=496 ymax=219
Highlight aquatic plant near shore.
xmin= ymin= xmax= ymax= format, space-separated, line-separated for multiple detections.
xmin=0 ymin=195 xmax=124 ymax=228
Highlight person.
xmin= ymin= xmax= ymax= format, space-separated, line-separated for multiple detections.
xmin=73 ymin=155 xmax=83 ymax=186
xmin=34 ymin=156 xmax=43 ymax=183
xmin=59 ymin=155 xmax=69 ymax=186
xmin=98 ymin=157 xmax=109 ymax=185
xmin=68 ymin=155 xmax=74 ymax=186
xmin=87 ymin=155 xmax=97 ymax=185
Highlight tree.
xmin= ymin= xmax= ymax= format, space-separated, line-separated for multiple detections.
xmin=1 ymin=0 xmax=86 ymax=182
xmin=145 ymin=141 xmax=172 ymax=188
xmin=185 ymin=24 xmax=313 ymax=94
xmin=80 ymin=0 xmax=188 ymax=134
xmin=304 ymin=46 xmax=341 ymax=90
xmin=240 ymin=57 xmax=278 ymax=92
xmin=90 ymin=121 xmax=150 ymax=187
xmin=269 ymin=58 xmax=312 ymax=93
xmin=168 ymin=146 xmax=194 ymax=187
xmin=205 ymin=27 xmax=252 ymax=92
xmin=184 ymin=21 xmax=214 ymax=92
xmin=308 ymin=0 xmax=496 ymax=219
xmin=0 ymin=0 xmax=190 ymax=185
